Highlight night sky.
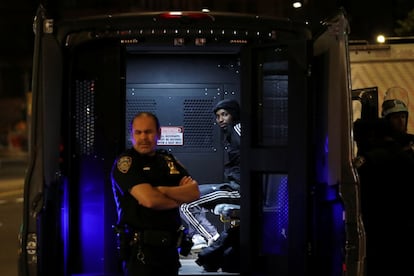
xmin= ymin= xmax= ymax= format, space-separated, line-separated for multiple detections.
xmin=343 ymin=0 xmax=414 ymax=40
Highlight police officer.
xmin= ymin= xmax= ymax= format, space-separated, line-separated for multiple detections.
xmin=381 ymin=87 xmax=414 ymax=152
xmin=354 ymin=89 xmax=414 ymax=275
xmin=111 ymin=112 xmax=200 ymax=276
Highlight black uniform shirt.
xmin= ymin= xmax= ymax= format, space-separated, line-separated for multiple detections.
xmin=111 ymin=148 xmax=189 ymax=232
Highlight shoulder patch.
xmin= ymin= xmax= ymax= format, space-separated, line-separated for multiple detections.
xmin=117 ymin=156 xmax=132 ymax=173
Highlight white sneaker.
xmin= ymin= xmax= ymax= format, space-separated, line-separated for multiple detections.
xmin=191 ymin=234 xmax=207 ymax=250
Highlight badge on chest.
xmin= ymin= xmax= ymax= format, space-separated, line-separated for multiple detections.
xmin=163 ymin=155 xmax=180 ymax=174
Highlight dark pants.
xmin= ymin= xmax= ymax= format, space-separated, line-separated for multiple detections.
xmin=124 ymin=230 xmax=180 ymax=276
xmin=124 ymin=259 xmax=179 ymax=276
xmin=123 ymin=234 xmax=180 ymax=276
xmin=180 ymin=182 xmax=240 ymax=240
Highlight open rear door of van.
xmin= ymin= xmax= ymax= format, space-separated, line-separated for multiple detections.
xmin=312 ymin=11 xmax=366 ymax=276
xmin=19 ymin=5 xmax=65 ymax=275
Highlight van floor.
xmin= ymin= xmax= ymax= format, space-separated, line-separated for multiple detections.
xmin=179 ymin=249 xmax=240 ymax=276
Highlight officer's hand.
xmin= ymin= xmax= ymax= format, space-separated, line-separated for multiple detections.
xmin=179 ymin=176 xmax=197 ymax=186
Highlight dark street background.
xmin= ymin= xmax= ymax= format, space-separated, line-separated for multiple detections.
xmin=0 ymin=155 xmax=26 ymax=276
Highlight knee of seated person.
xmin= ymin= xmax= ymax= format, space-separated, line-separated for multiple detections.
xmin=213 ymin=203 xmax=240 ymax=216
xmin=228 ymin=181 xmax=240 ymax=191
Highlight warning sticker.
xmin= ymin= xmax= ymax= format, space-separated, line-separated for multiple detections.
xmin=157 ymin=126 xmax=184 ymax=146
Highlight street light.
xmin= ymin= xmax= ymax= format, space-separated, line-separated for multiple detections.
xmin=376 ymin=34 xmax=386 ymax=43
xmin=376 ymin=34 xmax=414 ymax=44
xmin=292 ymin=1 xmax=303 ymax=8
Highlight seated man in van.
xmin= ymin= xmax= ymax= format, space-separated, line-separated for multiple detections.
xmin=180 ymin=99 xmax=241 ymax=249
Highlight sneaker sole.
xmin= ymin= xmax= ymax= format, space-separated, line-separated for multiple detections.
xmin=191 ymin=243 xmax=208 ymax=250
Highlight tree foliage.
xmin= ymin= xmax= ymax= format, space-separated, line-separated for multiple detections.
xmin=395 ymin=8 xmax=414 ymax=36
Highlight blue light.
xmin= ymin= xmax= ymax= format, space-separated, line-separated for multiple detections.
xmin=78 ymin=158 xmax=106 ymax=273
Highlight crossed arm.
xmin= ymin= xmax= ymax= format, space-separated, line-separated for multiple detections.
xmin=130 ymin=176 xmax=200 ymax=210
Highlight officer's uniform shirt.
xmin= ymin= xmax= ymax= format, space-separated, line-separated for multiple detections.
xmin=354 ymin=138 xmax=414 ymax=274
xmin=111 ymin=148 xmax=189 ymax=232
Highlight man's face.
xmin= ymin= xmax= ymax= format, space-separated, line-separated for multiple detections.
xmin=131 ymin=115 xmax=160 ymax=155
xmin=215 ymin=108 xmax=233 ymax=129
xmin=389 ymin=112 xmax=407 ymax=134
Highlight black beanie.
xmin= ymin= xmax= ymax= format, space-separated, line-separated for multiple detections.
xmin=213 ymin=99 xmax=240 ymax=122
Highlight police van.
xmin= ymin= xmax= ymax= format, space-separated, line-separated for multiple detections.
xmin=19 ymin=6 xmax=365 ymax=276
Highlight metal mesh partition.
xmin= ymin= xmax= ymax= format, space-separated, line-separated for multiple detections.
xmin=75 ymin=80 xmax=96 ymax=156
xmin=125 ymin=93 xmax=216 ymax=152
xmin=182 ymin=98 xmax=214 ymax=149
xmin=261 ymin=174 xmax=289 ymax=255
